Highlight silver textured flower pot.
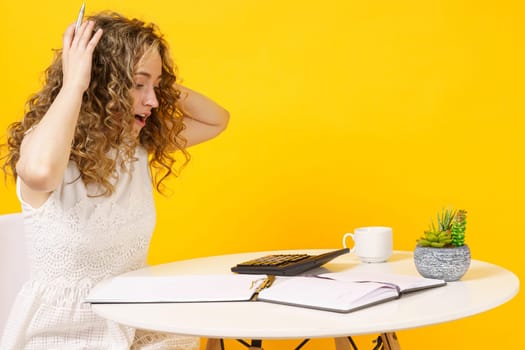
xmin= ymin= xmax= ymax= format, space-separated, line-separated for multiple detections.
xmin=414 ymin=245 xmax=471 ymax=281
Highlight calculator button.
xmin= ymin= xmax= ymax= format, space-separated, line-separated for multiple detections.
xmin=231 ymin=248 xmax=350 ymax=276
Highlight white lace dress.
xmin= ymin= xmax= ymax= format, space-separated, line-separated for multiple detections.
xmin=0 ymin=147 xmax=200 ymax=350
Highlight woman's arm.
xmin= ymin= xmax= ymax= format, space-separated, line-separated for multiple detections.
xmin=16 ymin=22 xmax=103 ymax=206
xmin=176 ymin=85 xmax=230 ymax=147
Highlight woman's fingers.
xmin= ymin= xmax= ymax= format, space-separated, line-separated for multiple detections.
xmin=72 ymin=20 xmax=96 ymax=48
xmin=87 ymin=28 xmax=104 ymax=53
xmin=62 ymin=23 xmax=76 ymax=54
xmin=61 ymin=20 xmax=103 ymax=93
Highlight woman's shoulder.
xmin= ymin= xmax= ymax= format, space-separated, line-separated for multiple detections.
xmin=135 ymin=145 xmax=149 ymax=158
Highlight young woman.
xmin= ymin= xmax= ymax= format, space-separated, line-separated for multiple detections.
xmin=1 ymin=11 xmax=229 ymax=349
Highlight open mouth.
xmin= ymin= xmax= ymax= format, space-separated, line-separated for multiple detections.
xmin=134 ymin=114 xmax=147 ymax=125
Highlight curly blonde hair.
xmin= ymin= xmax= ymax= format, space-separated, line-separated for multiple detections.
xmin=2 ymin=12 xmax=189 ymax=195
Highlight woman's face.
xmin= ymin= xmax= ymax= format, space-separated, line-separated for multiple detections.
xmin=131 ymin=50 xmax=162 ymax=137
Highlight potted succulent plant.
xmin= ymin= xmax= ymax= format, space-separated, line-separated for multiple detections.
xmin=413 ymin=208 xmax=471 ymax=281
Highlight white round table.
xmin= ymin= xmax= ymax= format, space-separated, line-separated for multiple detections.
xmin=91 ymin=250 xmax=519 ymax=346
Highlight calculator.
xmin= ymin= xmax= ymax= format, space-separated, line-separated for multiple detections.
xmin=230 ymin=248 xmax=350 ymax=276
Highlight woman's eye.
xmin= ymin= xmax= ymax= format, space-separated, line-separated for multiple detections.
xmin=134 ymin=83 xmax=144 ymax=89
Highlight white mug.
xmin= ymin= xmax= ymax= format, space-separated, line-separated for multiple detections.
xmin=343 ymin=226 xmax=393 ymax=263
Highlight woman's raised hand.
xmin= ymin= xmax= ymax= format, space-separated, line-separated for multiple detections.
xmin=61 ymin=21 xmax=103 ymax=93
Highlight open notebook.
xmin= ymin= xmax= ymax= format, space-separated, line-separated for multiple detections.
xmin=85 ymin=271 xmax=446 ymax=313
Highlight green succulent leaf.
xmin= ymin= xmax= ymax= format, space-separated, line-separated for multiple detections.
xmin=417 ymin=239 xmax=431 ymax=247
xmin=420 ymin=208 xmax=467 ymax=248
xmin=425 ymin=232 xmax=438 ymax=241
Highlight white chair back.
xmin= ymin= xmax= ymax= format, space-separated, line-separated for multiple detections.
xmin=0 ymin=213 xmax=29 ymax=334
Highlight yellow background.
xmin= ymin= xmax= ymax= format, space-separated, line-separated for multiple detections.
xmin=1 ymin=0 xmax=523 ymax=349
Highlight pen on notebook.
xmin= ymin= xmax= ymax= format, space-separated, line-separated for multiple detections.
xmin=75 ymin=2 xmax=86 ymax=32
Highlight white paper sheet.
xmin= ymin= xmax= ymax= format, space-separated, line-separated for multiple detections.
xmin=86 ymin=274 xmax=266 ymax=303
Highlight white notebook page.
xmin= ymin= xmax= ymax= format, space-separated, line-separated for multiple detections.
xmin=86 ymin=274 xmax=266 ymax=303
